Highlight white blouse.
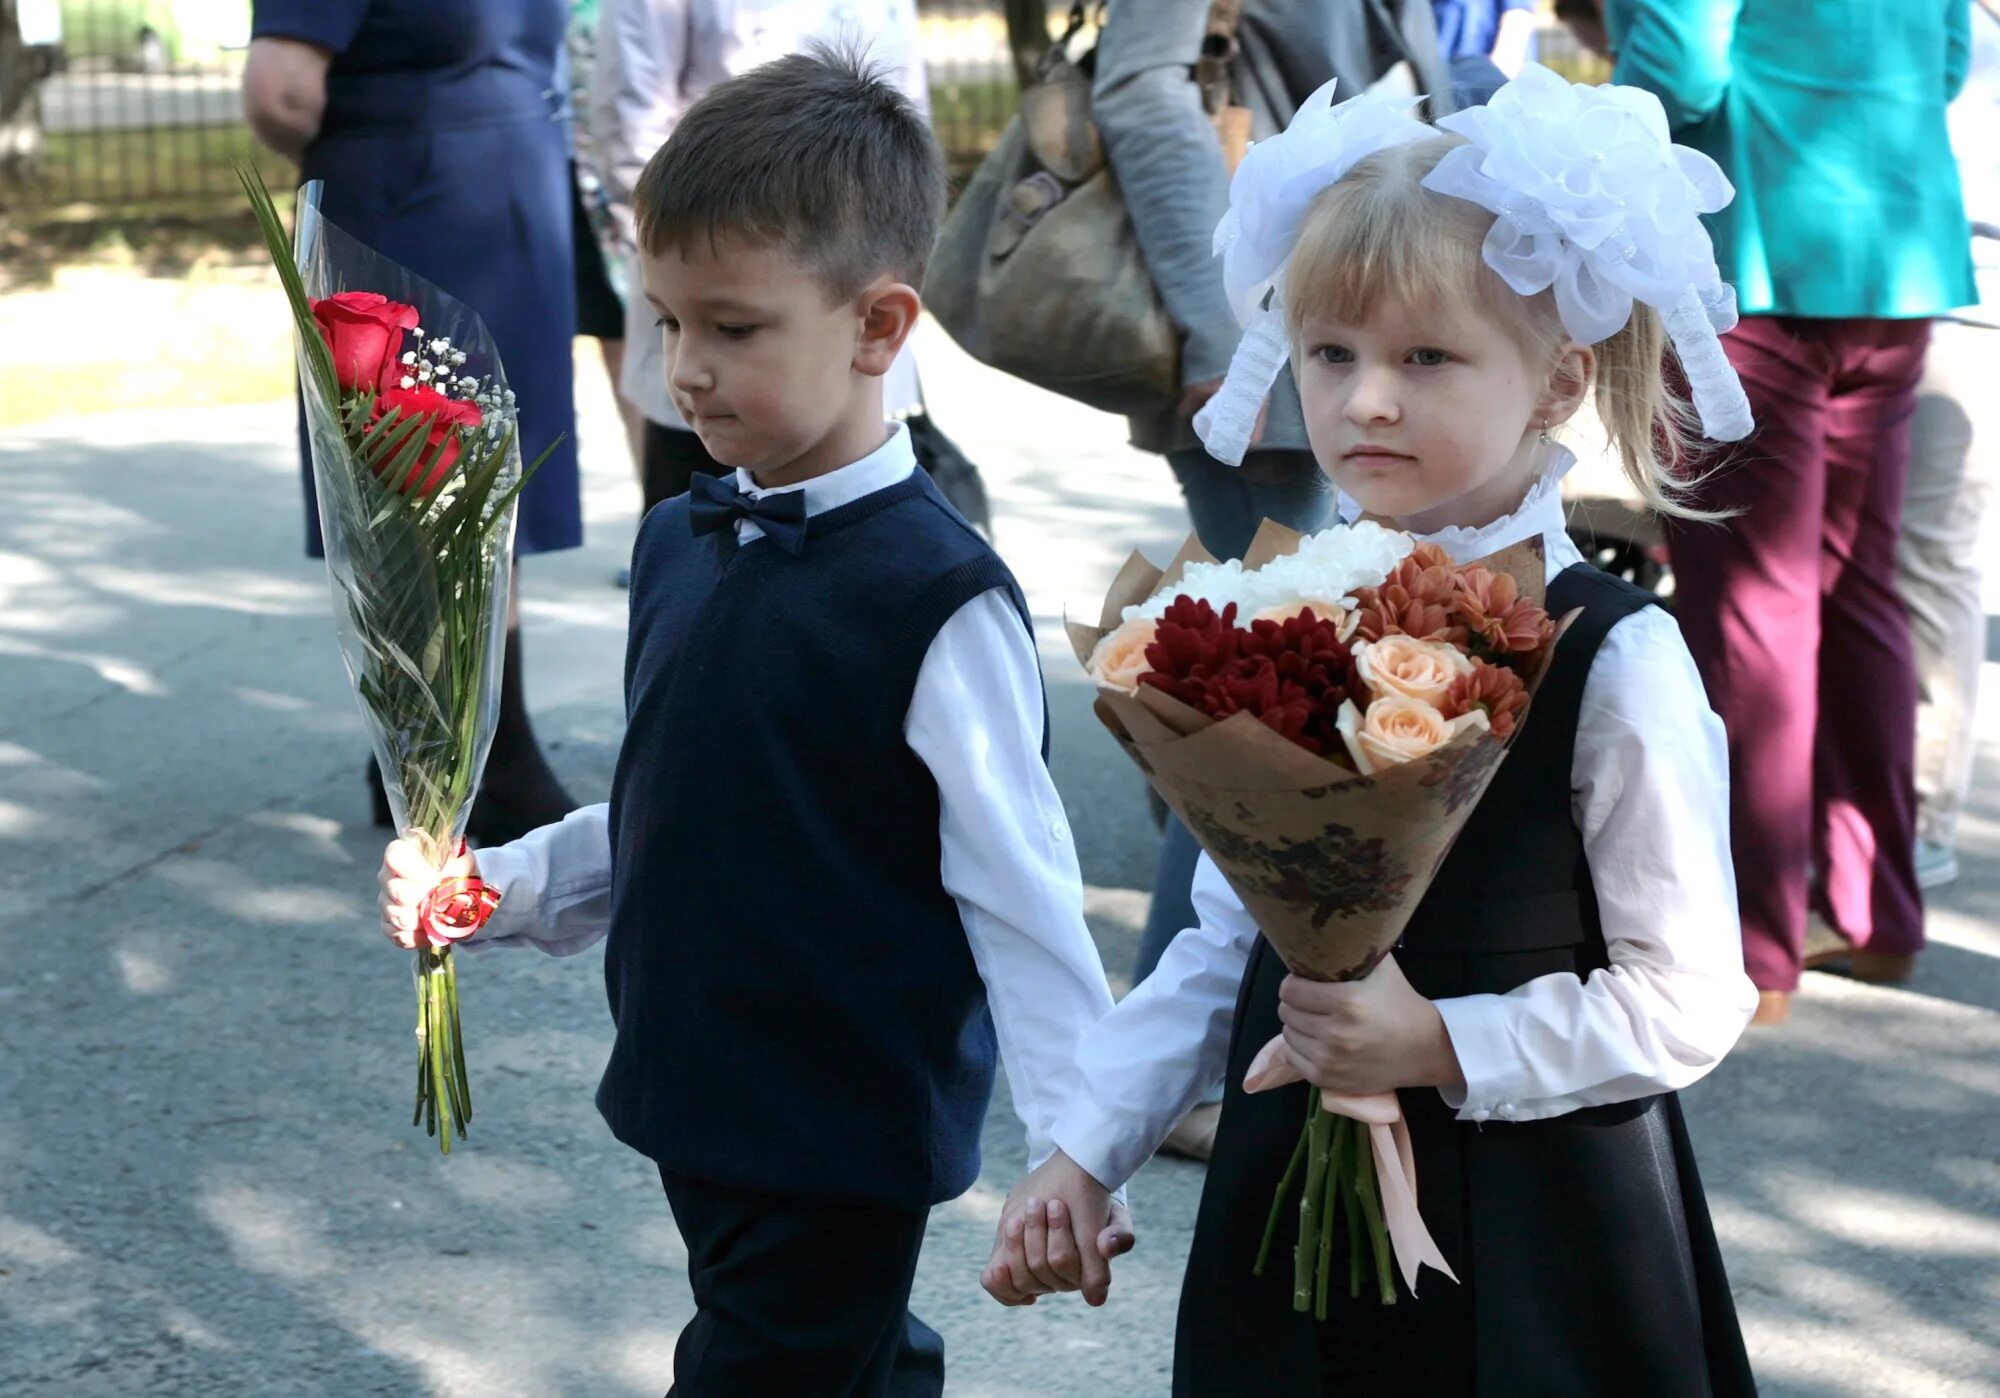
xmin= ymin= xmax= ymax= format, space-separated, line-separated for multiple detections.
xmin=1050 ymin=450 xmax=1761 ymax=1192
xmin=589 ymin=0 xmax=927 ymax=426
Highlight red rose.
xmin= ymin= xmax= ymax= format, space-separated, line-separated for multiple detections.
xmin=311 ymin=291 xmax=419 ymax=395
xmin=366 ymin=384 xmax=484 ymax=498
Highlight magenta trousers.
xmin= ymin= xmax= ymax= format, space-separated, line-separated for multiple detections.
xmin=1667 ymin=315 xmax=1931 ymax=991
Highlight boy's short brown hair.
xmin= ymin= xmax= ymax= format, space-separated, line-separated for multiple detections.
xmin=632 ymin=44 xmax=946 ymax=299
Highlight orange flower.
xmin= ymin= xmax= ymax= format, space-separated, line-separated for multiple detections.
xmin=1349 ymin=544 xmax=1468 ymax=643
xmin=1087 ymin=616 xmax=1159 ymax=692
xmin=1443 ymin=659 xmax=1529 ymax=739
xmin=1453 ymin=566 xmax=1555 ymax=656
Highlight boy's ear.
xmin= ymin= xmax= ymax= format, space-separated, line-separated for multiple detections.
xmin=1538 ymin=342 xmax=1595 ymax=430
xmin=853 ymin=279 xmax=922 ymax=378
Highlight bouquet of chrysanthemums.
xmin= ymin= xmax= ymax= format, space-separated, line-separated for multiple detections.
xmin=242 ymin=169 xmax=555 ymax=1153
xmin=1074 ymin=520 xmax=1566 ymax=1313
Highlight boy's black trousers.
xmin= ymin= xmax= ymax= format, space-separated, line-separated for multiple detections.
xmin=660 ymin=1168 xmax=944 ymax=1398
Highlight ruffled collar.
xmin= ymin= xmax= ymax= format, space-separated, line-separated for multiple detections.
xmin=1336 ymin=440 xmax=1576 ymax=568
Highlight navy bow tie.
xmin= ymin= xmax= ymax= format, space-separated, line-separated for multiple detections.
xmin=687 ymin=472 xmax=809 ymax=555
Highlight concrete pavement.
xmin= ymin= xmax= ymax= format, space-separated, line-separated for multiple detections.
xmin=1 ymin=318 xmax=1997 ymax=1396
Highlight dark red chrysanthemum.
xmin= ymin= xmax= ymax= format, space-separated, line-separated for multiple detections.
xmin=1139 ymin=600 xmax=1357 ymax=756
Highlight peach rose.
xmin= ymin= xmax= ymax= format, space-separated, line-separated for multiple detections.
xmin=1352 ymin=634 xmax=1474 ymax=708
xmin=1251 ymin=598 xmax=1358 ymax=642
xmin=1087 ymin=616 xmax=1158 ymax=692
xmin=1337 ymin=696 xmax=1490 ymax=775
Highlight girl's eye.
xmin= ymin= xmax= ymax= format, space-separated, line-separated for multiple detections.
xmin=719 ymin=324 xmax=757 ymax=340
xmin=657 ymin=317 xmax=680 ymax=335
xmin=1312 ymin=344 xmax=1353 ymax=365
xmin=1408 ymin=347 xmax=1451 ymax=367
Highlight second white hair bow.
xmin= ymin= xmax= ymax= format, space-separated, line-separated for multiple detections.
xmin=1422 ymin=63 xmax=1751 ymax=441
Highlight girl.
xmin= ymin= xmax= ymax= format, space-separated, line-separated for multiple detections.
xmin=985 ymin=69 xmax=1763 ymax=1395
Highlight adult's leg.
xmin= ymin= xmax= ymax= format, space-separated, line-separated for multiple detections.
xmin=466 ymin=562 xmax=575 ymax=844
xmin=660 ymin=1170 xmax=937 ymax=1398
xmin=1813 ymin=319 xmax=1930 ymax=958
xmin=1138 ymin=447 xmax=1329 ymax=980
xmin=1897 ymin=319 xmax=1993 ymax=857
xmin=1665 ymin=316 xmax=1832 ymax=993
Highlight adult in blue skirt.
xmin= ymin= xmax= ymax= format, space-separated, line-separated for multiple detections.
xmin=245 ymin=0 xmax=581 ymax=843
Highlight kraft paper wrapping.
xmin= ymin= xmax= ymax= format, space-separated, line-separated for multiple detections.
xmin=1071 ymin=520 xmax=1573 ymax=983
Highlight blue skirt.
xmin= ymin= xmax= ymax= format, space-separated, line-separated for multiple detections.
xmin=296 ymin=111 xmax=581 ymax=557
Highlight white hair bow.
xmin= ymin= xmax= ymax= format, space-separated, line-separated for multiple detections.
xmin=1422 ymin=63 xmax=1752 ymax=441
xmin=1192 ymin=82 xmax=1434 ymax=466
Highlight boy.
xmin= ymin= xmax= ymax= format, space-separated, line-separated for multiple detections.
xmin=377 ymin=48 xmax=1130 ymax=1397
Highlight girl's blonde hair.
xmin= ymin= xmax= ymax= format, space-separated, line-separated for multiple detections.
xmin=1282 ymin=134 xmax=1716 ymax=520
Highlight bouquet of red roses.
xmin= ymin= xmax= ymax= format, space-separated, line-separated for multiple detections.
xmin=243 ymin=170 xmax=556 ymax=1152
xmin=1072 ymin=520 xmax=1566 ymax=1313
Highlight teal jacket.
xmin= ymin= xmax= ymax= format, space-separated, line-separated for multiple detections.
xmin=1608 ymin=0 xmax=1977 ymax=318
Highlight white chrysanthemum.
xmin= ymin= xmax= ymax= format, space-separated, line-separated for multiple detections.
xmin=1123 ymin=520 xmax=1414 ymax=622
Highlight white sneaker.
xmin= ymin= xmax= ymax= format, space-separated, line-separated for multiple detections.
xmin=1916 ymin=840 xmax=1960 ymax=891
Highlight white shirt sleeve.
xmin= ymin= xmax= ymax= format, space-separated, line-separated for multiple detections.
xmin=904 ymin=589 xmax=1118 ymax=1175
xmin=1050 ymin=853 xmax=1255 ymax=1191
xmin=1430 ymin=606 xmax=1761 ymax=1122
xmin=589 ymin=0 xmax=689 ymax=246
xmin=458 ymin=803 xmax=616 ymax=959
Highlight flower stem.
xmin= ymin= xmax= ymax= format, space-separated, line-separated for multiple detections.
xmin=1315 ymin=1116 xmax=1346 ymax=1320
xmin=1352 ymin=1135 xmax=1396 ymax=1305
xmin=1344 ymin=1130 xmax=1365 ymax=1300
xmin=1255 ymin=1118 xmax=1311 ymax=1277
xmin=442 ymin=953 xmax=471 ymax=1125
xmin=427 ymin=956 xmax=455 ymax=1154
xmin=1294 ymin=1095 xmax=1333 ymax=1312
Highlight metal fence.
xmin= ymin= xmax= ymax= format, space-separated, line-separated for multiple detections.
xmin=0 ymin=1 xmax=1609 ymax=219
xmin=0 ymin=0 xmax=289 ymax=214
xmin=0 ymin=0 xmax=1021 ymax=218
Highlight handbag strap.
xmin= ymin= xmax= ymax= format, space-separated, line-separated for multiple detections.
xmin=1196 ymin=0 xmax=1247 ymax=116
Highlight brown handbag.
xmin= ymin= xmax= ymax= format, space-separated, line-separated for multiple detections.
xmin=922 ymin=1 xmax=1248 ymax=417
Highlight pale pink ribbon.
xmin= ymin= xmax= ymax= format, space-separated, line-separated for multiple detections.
xmin=1245 ymin=1035 xmax=1460 ymax=1295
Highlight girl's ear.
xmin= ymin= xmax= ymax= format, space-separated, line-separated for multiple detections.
xmin=1538 ymin=342 xmax=1596 ymax=430
xmin=853 ymin=279 xmax=921 ymax=378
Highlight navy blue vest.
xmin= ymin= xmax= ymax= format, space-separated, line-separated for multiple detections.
xmin=599 ymin=470 xmax=1033 ymax=1207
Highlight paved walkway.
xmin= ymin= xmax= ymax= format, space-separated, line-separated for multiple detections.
xmin=0 ymin=318 xmax=1996 ymax=1395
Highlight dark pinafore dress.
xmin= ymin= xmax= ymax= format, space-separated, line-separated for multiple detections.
xmin=1175 ymin=564 xmax=1757 ymax=1397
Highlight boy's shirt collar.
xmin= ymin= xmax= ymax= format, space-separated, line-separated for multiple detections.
xmin=734 ymin=422 xmax=916 ymax=519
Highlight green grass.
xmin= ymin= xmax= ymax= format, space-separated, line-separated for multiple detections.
xmin=929 ymin=78 xmax=1017 ymax=178
xmin=0 ymin=126 xmax=293 ymax=286
xmin=20 ymin=122 xmax=293 ymax=211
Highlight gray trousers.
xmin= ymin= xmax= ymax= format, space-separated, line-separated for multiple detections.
xmin=1900 ymin=317 xmax=1995 ymax=849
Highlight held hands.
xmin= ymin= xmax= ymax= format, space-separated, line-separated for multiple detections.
xmin=1275 ymin=955 xmax=1466 ymax=1098
xmin=981 ymin=1150 xmax=1135 ymax=1308
xmin=377 ymin=837 xmax=480 ymax=950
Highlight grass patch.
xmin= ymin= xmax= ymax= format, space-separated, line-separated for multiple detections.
xmin=930 ymin=78 xmax=1016 ymax=179
xmin=1 ymin=124 xmax=295 ymax=286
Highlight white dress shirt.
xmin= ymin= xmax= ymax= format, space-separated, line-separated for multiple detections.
xmin=469 ymin=426 xmax=1117 ymax=1175
xmin=1050 ymin=447 xmax=1761 ymax=1192
xmin=589 ymin=0 xmax=926 ymax=427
